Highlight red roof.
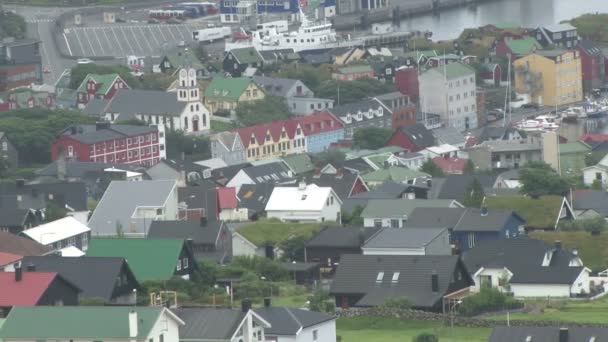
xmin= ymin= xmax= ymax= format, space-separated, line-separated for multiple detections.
xmin=217 ymin=187 xmax=238 ymax=210
xmin=0 ymin=252 xmax=22 ymax=266
xmin=0 ymin=271 xmax=60 ymax=306
xmin=582 ymin=134 xmax=608 ymax=143
xmin=432 ymin=157 xmax=467 ymax=174
xmin=235 ymin=112 xmax=342 ymax=148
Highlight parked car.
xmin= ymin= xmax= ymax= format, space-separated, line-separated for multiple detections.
xmin=77 ymin=58 xmax=93 ymax=65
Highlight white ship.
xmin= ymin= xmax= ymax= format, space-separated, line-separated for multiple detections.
xmin=515 ymin=115 xmax=559 ymax=132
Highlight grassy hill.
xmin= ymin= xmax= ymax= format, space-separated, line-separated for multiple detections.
xmin=235 ymin=219 xmax=325 ymax=246
xmin=529 ymin=230 xmax=608 ymax=272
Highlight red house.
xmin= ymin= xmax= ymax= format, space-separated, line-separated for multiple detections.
xmin=76 ymin=73 xmax=129 ymax=108
xmin=332 ymin=64 xmax=375 ymax=81
xmin=395 ymin=67 xmax=419 ymax=101
xmin=494 ymin=36 xmax=541 ymax=58
xmin=0 ymin=268 xmax=80 ymax=310
xmin=51 ymin=122 xmax=165 ymax=167
xmin=480 ymin=63 xmax=502 ymax=86
xmin=432 ymin=156 xmax=467 ymax=174
xmin=575 ymin=40 xmax=606 ymax=92
xmin=386 ymin=123 xmax=436 ymax=152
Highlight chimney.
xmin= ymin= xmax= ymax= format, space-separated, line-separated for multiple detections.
xmin=241 ymin=299 xmax=252 ymax=313
xmin=431 ymin=272 xmax=438 ymax=293
xmin=264 ymin=297 xmax=271 ymax=307
xmin=129 ymin=310 xmax=138 ymax=338
xmin=559 ymin=328 xmax=568 ymax=342
xmin=298 ymin=181 xmax=307 ymax=190
xmin=200 ymin=216 xmax=207 ymax=227
xmin=15 ymin=265 xmax=22 ymax=282
xmin=480 ymin=207 xmax=488 ymax=216
xmin=555 ymin=240 xmax=562 ymax=250
xmin=26 ymin=263 xmax=36 ymax=272
xmin=336 ymin=168 xmax=344 ymax=179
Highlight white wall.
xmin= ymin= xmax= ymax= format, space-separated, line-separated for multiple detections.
xmin=472 ymin=268 xmax=511 ymax=292
xmin=219 ymin=208 xmax=250 ymax=222
xmin=320 ymin=193 xmax=342 ymax=223
xmin=296 ymin=320 xmax=337 ymax=342
xmin=232 ymin=233 xmax=264 ymax=257
xmin=163 ymin=185 xmax=180 ymax=221
xmin=362 ymin=247 xmax=426 ymax=256
xmin=145 ymin=310 xmax=181 ymax=342
xmin=267 ymin=210 xmax=325 ymax=223
xmin=227 ymin=170 xmax=254 ymax=188
xmin=583 ymin=167 xmax=608 ymax=187
xmin=570 ymin=269 xmax=590 ymax=295
xmin=363 ymin=217 xmax=406 ymax=228
xmin=510 ymin=283 xmax=571 ymax=297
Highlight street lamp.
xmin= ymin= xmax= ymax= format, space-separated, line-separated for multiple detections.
xmin=260 ymin=276 xmax=272 ymax=298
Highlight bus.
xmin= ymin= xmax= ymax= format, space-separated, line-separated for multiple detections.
xmin=149 ymin=9 xmax=187 ymax=20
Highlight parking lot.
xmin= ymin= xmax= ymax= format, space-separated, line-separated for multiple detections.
xmin=62 ymin=23 xmax=214 ymax=57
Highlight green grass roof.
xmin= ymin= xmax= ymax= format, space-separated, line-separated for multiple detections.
xmin=281 ymin=153 xmax=314 ymax=174
xmin=530 ymin=231 xmax=608 ymax=272
xmin=76 ymin=73 xmax=120 ymax=94
xmin=505 ymin=37 xmax=541 ymax=55
xmin=486 ymin=195 xmax=565 ymax=229
xmin=230 ymin=47 xmax=264 ymax=64
xmin=559 ymin=141 xmax=591 ymax=155
xmin=165 ymin=48 xmax=204 ymax=69
xmin=204 ymin=77 xmax=253 ymax=101
xmin=362 ymin=167 xmax=430 ymax=184
xmin=365 ymin=153 xmax=394 ymax=169
xmin=0 ymin=306 xmax=163 ymax=339
xmin=337 ymin=64 xmax=374 ymax=74
xmin=235 ymin=219 xmax=322 ymax=246
xmin=87 ymin=238 xmax=184 ymax=281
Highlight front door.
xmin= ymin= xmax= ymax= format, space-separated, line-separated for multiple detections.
xmin=192 ymin=116 xmax=199 ymax=132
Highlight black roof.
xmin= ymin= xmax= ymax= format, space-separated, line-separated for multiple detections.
xmin=573 ymin=190 xmax=608 ymax=216
xmin=237 ymin=183 xmax=275 ymax=215
xmin=20 ymin=256 xmax=138 ymax=300
xmin=297 ymin=172 xmax=361 ymax=201
xmin=60 ymin=124 xmax=157 ymax=144
xmin=462 ymin=238 xmax=584 ymax=285
xmin=254 ymin=306 xmax=335 ymax=336
xmin=435 ymin=174 xmax=498 ymax=203
xmin=406 ymin=207 xmax=524 ymax=232
xmin=489 ymin=326 xmax=608 ymax=342
xmin=305 ymin=226 xmax=381 ymax=248
xmin=406 ymin=207 xmax=465 ymax=228
xmin=175 ymin=308 xmax=246 ymax=340
xmin=178 ymin=183 xmax=218 ymax=221
xmin=0 ymin=181 xmax=88 ymax=212
xmin=36 ymin=161 xmax=147 ymax=179
xmin=341 ymin=158 xmax=375 ymax=174
xmin=329 ymin=98 xmax=390 ymax=118
xmin=0 ymin=207 xmax=32 ymax=227
xmin=577 ymin=40 xmax=603 ymax=57
xmin=148 ymin=220 xmax=225 ymax=245
xmin=330 ymin=254 xmax=473 ymax=308
xmin=210 ymin=163 xmax=252 ymax=186
xmin=241 ymin=162 xmax=293 ymax=184
xmin=400 ymin=123 xmax=436 ymax=150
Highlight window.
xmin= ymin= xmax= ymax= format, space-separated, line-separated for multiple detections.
xmin=159 ymin=334 xmax=164 ymax=342
xmin=183 ymin=258 xmax=189 ymax=269
xmin=392 ymin=272 xmax=400 ymax=283
xmin=312 ymin=330 xmax=318 ymax=342
xmin=373 ymin=219 xmax=382 ymax=228
xmin=390 ymin=219 xmax=399 ymax=228
xmin=176 ymin=260 xmax=182 ymax=271
xmin=596 ymin=172 xmax=603 ymax=181
xmin=1 ymin=142 xmax=7 ymax=151
xmin=156 ymin=208 xmax=163 ymax=215
xmin=376 ymin=271 xmax=384 ymax=283
xmin=127 ymin=138 xmax=132 ymax=145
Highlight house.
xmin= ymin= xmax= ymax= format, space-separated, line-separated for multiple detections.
xmin=463 ymin=238 xmax=590 ymax=297
xmin=226 ymin=162 xmax=293 ymax=188
xmin=330 ymin=47 xmax=367 ymax=65
xmin=361 ymin=198 xmax=462 ymax=228
xmin=432 ymin=126 xmax=467 ymax=148
xmin=236 ymin=183 xmax=275 ymax=219
xmin=21 ymin=256 xmax=139 ymax=304
xmin=421 ymin=144 xmax=459 ymax=159
xmin=466 ymin=140 xmax=542 ymax=170
xmin=21 ymin=216 xmax=91 ymax=254
xmin=0 ymin=38 xmax=42 ymax=91
xmin=281 ymin=153 xmax=315 ymax=176
xmin=330 ymin=254 xmax=474 ymax=310
xmin=148 ymin=220 xmax=232 ymax=263
xmin=266 ymin=183 xmax=342 ymax=223
xmin=329 ymin=98 xmax=393 ymax=139
xmin=87 ymin=180 xmax=178 ymax=237
xmin=34 ymin=160 xmax=145 ymax=183
xmin=0 ymin=267 xmax=80 ymax=312
xmin=280 ymin=262 xmax=320 ymax=286
xmin=0 ymin=232 xmax=51 ymax=270
xmin=475 ymin=126 xmax=525 ymax=143
xmin=223 ymin=47 xmax=264 ymax=76
xmin=418 ymin=62 xmax=478 ymax=131
xmin=485 ymin=195 xmax=574 ymax=230
xmin=1 ymin=181 xmax=88 ymax=220
xmin=494 ymin=36 xmax=541 ymax=58
xmin=255 ymin=304 xmax=337 ymax=342
xmin=571 ymin=189 xmax=608 ymax=219
xmin=0 ymin=132 xmax=18 ymax=168
xmin=210 ymin=131 xmax=247 ymax=166
xmin=217 ymin=187 xmax=249 ymax=221
xmin=299 ymin=168 xmax=368 ymax=202
xmin=203 ymin=77 xmax=265 ymax=114
xmin=489 ymin=326 xmax=608 ymax=342
xmin=559 ymin=141 xmax=591 ymax=176
xmin=288 ymin=96 xmax=335 ymax=116
xmin=395 ymin=66 xmax=420 ymax=101
xmin=252 ymin=75 xmax=334 ymax=116
xmin=234 ymin=119 xmax=307 ymax=162
xmin=4 ymin=88 xmax=55 ymax=111
xmin=479 ymin=63 xmax=502 ymax=86
xmin=361 ymin=166 xmax=430 ymax=188
xmin=513 ymin=50 xmax=583 ymax=107
xmin=146 ymin=158 xmax=208 ymax=186
xmin=0 ymin=306 xmax=184 ymax=342
xmin=259 ymin=49 xmax=301 ymax=65
xmin=361 ymin=227 xmax=451 ymax=256
xmin=159 ymin=47 xmax=207 ymax=77
xmin=175 ymin=305 xmax=271 ymax=342
xmin=583 ymin=153 xmax=608 ymax=187
xmin=298 ymin=111 xmax=345 ymax=153
xmin=432 ymin=157 xmax=468 ymax=174
xmin=575 ymin=40 xmax=606 ymax=92
xmin=387 ymin=123 xmax=436 ymax=152
xmin=85 ymin=69 xmax=210 ymax=134
xmin=332 ymin=64 xmax=375 ymax=81
xmin=87 ymin=238 xmax=197 ymax=281
xmin=207 ymin=162 xmax=252 ymax=186
xmin=534 ymin=23 xmax=579 ymax=48
xmin=427 ymin=54 xmax=476 ymax=68
xmin=75 ymin=73 xmax=129 ymax=108
xmin=52 ymin=123 xmax=166 ymax=167
xmin=374 ymin=92 xmax=417 ymax=129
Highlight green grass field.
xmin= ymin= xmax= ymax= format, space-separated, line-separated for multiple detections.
xmin=336 ymin=317 xmax=491 ymax=342
xmin=484 ymin=297 xmax=608 ymax=324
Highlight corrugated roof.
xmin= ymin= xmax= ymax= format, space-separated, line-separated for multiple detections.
xmin=505 ymin=37 xmax=541 ymax=55
xmin=22 ymin=217 xmax=90 ymax=245
xmin=0 ymin=272 xmax=66 ymax=306
xmin=217 ymin=187 xmax=238 ymax=209
xmin=204 ymin=77 xmax=254 ymax=101
xmin=76 ymin=73 xmax=121 ymax=94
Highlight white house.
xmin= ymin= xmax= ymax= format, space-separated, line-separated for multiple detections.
xmin=419 ymin=62 xmax=478 ymax=131
xmin=583 ymin=154 xmax=608 ymax=187
xmin=421 ymin=144 xmax=460 ymax=159
xmin=255 ymin=305 xmax=337 ymax=342
xmin=22 ymin=216 xmax=91 ymax=254
xmin=265 ymin=183 xmax=342 ymax=223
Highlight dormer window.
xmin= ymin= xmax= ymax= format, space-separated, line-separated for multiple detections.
xmin=266 ymin=133 xmax=271 ymax=142
xmin=250 ymin=137 xmax=255 ymax=145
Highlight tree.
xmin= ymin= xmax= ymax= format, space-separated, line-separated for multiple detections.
xmin=165 ymin=130 xmax=210 ymax=161
xmin=342 ymin=206 xmax=364 ymax=226
xmin=235 ymin=96 xmax=290 ymax=126
xmin=115 ymin=221 xmax=125 ymax=238
xmin=464 ymin=159 xmax=476 ymax=174
xmin=139 ymin=73 xmax=176 ymax=90
xmin=275 ymin=63 xmax=333 ymax=93
xmin=353 ymin=127 xmax=393 ymax=150
xmin=45 ymin=201 xmax=67 ymax=222
xmin=308 ymin=289 xmax=335 ymax=314
xmin=280 ymin=235 xmax=308 ymax=262
xmin=313 ymin=150 xmax=346 ymax=168
xmin=519 ymin=162 xmax=570 ymax=197
xmin=315 ymin=78 xmax=396 ymax=105
xmin=413 ymin=333 xmax=438 ymax=342
xmin=420 ymin=159 xmax=445 ymax=177
xmin=0 ymin=12 xmax=26 ymax=40
xmin=69 ymin=64 xmax=141 ymax=89
xmin=591 ymin=179 xmax=604 ymax=190
xmin=463 ymin=178 xmax=485 ymax=208
xmin=558 ymin=216 xmax=608 ymax=232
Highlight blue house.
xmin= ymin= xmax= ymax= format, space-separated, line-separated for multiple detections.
xmin=406 ymin=207 xmax=526 ymax=252
xmin=299 ymin=111 xmax=344 ymax=153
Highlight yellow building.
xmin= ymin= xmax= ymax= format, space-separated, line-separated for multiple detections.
xmin=513 ymin=50 xmax=582 ymax=107
xmin=203 ymin=77 xmax=265 ymax=113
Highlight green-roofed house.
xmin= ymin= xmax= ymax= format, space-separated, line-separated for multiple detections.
xmin=332 ymin=64 xmax=376 ymax=81
xmin=160 ymin=47 xmax=207 ymax=77
xmin=75 ymin=73 xmax=129 ymax=108
xmin=4 ymin=88 xmax=55 ymax=110
xmin=281 ymin=153 xmax=314 ymax=175
xmin=86 ymin=238 xmax=197 ymax=281
xmin=203 ymin=77 xmax=265 ymax=114
xmin=486 ymin=195 xmax=574 ymax=230
xmin=223 ymin=47 xmax=265 ymax=77
xmin=0 ymin=306 xmax=184 ymax=342
xmin=361 ymin=166 xmax=430 ymax=188
xmin=418 ymin=61 xmax=478 ymax=131
xmin=495 ymin=36 xmax=542 ymax=57
xmin=559 ymin=141 xmax=591 ymax=176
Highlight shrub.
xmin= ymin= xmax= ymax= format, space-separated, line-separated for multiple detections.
xmin=413 ymin=333 xmax=438 ymax=342
xmin=381 ymin=296 xmax=412 ymax=310
xmin=458 ymin=286 xmax=522 ymax=316
xmin=309 ymin=289 xmax=335 ymax=314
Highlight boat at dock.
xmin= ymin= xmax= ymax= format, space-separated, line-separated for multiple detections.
xmin=515 ymin=115 xmax=560 ymax=132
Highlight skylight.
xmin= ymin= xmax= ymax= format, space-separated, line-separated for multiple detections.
xmin=376 ymin=271 xmax=384 ymax=283
xmin=301 ymin=195 xmax=307 ymax=200
xmin=391 ymin=272 xmax=400 ymax=283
